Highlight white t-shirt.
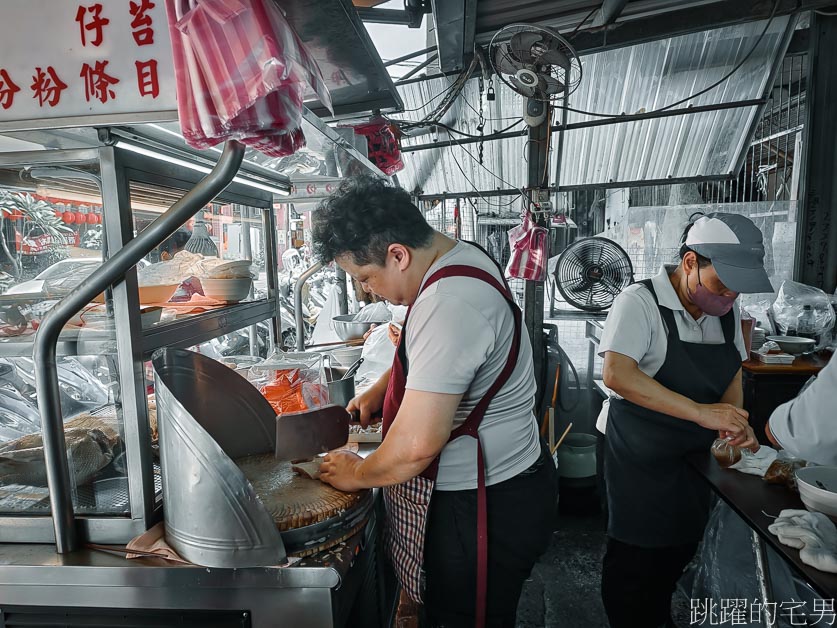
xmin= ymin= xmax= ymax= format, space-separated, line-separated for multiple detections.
xmin=768 ymin=356 xmax=837 ymax=465
xmin=595 ymin=265 xmax=748 ymax=434
xmin=405 ymin=241 xmax=542 ymax=490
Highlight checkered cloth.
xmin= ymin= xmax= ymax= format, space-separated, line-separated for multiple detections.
xmin=383 ymin=476 xmax=435 ymax=604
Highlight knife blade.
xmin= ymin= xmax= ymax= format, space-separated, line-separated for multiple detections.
xmin=275 ymin=404 xmax=350 ymax=461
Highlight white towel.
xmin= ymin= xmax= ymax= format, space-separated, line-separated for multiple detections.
xmin=768 ymin=509 xmax=837 ymax=573
xmin=729 ymin=445 xmax=778 ymax=476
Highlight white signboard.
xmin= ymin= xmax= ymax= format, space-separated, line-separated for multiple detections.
xmin=0 ymin=0 xmax=177 ymax=131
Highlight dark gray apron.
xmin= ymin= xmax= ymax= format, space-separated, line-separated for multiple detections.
xmin=605 ymin=279 xmax=742 ymax=547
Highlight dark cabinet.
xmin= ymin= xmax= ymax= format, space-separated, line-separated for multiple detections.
xmin=742 ymin=353 xmax=831 ymax=444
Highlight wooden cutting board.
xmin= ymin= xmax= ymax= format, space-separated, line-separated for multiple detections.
xmin=235 ymin=453 xmax=367 ymax=531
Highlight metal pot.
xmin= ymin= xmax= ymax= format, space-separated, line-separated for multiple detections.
xmin=556 ymin=433 xmax=598 ymax=480
xmin=331 ymin=314 xmax=388 ymax=341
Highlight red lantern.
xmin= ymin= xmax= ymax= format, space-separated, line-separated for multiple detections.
xmin=54 ymin=210 xmax=62 ymax=219
xmin=86 ymin=213 xmax=98 ymax=225
xmin=62 ymin=211 xmax=76 ymax=224
xmin=74 ymin=212 xmax=85 ymax=224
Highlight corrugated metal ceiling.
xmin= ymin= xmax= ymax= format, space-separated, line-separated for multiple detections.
xmin=394 ymin=15 xmax=793 ymax=199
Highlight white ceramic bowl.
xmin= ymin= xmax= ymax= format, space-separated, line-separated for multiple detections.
xmin=201 ymin=277 xmax=252 ymax=303
xmin=766 ymin=335 xmax=816 ymax=355
xmin=796 ymin=466 xmax=837 ymax=518
xmin=329 ymin=346 xmax=364 ymax=367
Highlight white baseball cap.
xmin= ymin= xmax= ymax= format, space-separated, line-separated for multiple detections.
xmin=684 ymin=213 xmax=773 ymax=293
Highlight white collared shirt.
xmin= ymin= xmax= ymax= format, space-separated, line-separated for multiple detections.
xmin=768 ymin=356 xmax=837 ymax=465
xmin=595 ymin=265 xmax=748 ymax=434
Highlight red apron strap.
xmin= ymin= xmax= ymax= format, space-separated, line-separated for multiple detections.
xmin=422 ymin=263 xmax=523 ymax=628
xmin=476 ymin=442 xmax=488 ymax=628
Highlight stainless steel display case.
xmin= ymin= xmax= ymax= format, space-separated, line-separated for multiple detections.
xmin=0 ymin=141 xmax=286 ymax=544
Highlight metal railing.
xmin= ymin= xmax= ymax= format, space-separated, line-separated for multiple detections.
xmin=34 ymin=141 xmax=245 ymax=553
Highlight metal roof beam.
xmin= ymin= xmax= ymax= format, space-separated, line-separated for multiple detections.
xmin=356 ymin=7 xmax=419 ymax=26
xmin=400 ymin=98 xmax=767 ymax=153
xmin=431 ymin=0 xmax=478 ymax=72
xmin=416 ymin=174 xmax=736 ymax=200
xmin=594 ymin=0 xmax=630 ymax=26
xmin=570 ymin=0 xmax=836 ymax=55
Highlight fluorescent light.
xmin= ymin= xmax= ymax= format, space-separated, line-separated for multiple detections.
xmin=231 ymin=176 xmax=289 ymax=196
xmin=114 ymin=140 xmax=290 ymax=196
xmin=115 ymin=141 xmax=211 ymax=174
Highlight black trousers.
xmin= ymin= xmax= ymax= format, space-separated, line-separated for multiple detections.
xmin=420 ymin=441 xmax=558 ymax=628
xmin=601 ymin=537 xmax=698 ymax=628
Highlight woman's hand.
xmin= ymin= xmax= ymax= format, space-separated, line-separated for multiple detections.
xmin=720 ymin=424 xmax=760 ymax=453
xmin=694 ymin=402 xmax=750 ymax=434
xmin=320 ymin=450 xmax=364 ymax=492
xmin=347 ymin=381 xmax=386 ymax=427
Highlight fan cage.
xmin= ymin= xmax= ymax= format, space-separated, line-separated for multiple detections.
xmin=554 ymin=237 xmax=634 ymax=312
xmin=489 ymin=23 xmax=583 ymax=101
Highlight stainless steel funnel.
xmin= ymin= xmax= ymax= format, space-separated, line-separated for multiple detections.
xmin=152 ymin=348 xmax=285 ymax=567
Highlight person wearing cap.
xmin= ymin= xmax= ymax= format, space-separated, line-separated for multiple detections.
xmin=597 ymin=213 xmax=769 ymax=628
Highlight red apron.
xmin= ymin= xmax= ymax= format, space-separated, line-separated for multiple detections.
xmin=381 ymin=264 xmax=522 ymax=628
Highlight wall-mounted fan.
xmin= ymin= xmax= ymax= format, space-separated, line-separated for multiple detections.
xmin=554 ymin=237 xmax=634 ymax=312
xmin=489 ymin=23 xmax=582 ymax=126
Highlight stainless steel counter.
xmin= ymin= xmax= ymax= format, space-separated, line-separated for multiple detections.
xmin=0 ymin=504 xmax=392 ymax=628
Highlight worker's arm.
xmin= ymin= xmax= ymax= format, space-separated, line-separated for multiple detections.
xmin=320 ymin=388 xmax=459 ymax=491
xmin=765 ymin=421 xmax=781 ymax=448
xmin=719 ymin=368 xmax=743 ymax=408
xmin=602 ymin=351 xmax=753 ymax=439
xmin=347 ymin=368 xmax=391 ymax=427
xmin=717 ymin=367 xmax=758 ymax=449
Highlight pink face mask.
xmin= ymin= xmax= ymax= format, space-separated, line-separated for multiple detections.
xmin=688 ymin=266 xmax=737 ymax=316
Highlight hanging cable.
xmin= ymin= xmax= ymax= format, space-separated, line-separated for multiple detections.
xmin=568 ymin=6 xmax=599 ymax=40
xmin=552 ymin=0 xmax=781 ymax=118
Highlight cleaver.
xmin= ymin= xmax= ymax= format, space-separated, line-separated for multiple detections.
xmin=275 ymin=404 xmax=350 ymax=461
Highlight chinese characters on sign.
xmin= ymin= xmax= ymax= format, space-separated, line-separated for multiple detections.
xmin=0 ymin=1 xmax=165 ymax=115
xmin=129 ymin=0 xmax=156 ymax=46
xmin=690 ymin=598 xmax=837 ymax=626
xmin=76 ymin=4 xmax=110 ymax=47
xmin=31 ymin=67 xmax=68 ymax=108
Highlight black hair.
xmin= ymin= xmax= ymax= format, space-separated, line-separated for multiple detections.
xmin=678 ymin=221 xmax=712 ymax=268
xmin=311 ymin=176 xmax=435 ymax=266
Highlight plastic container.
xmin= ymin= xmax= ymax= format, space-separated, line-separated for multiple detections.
xmin=797 ymin=304 xmax=818 ymax=340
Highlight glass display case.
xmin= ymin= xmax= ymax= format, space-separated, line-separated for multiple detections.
xmin=0 ymin=141 xmax=287 ymax=543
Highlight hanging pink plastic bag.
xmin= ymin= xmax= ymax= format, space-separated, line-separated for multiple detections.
xmin=165 ymin=0 xmax=331 ymax=157
xmin=505 ymin=212 xmax=550 ymax=281
xmin=347 ymin=117 xmax=404 ymax=175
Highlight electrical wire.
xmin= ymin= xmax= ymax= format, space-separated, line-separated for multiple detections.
xmin=567 ymin=5 xmax=599 ymax=40
xmin=445 ymin=133 xmax=526 ymax=209
xmin=448 ymin=129 xmax=537 ymax=209
xmin=395 ymin=79 xmax=463 ymax=114
xmin=552 ymin=0 xmax=781 ymax=118
xmin=432 ymin=119 xmax=524 ymax=139
xmin=458 ymin=91 xmax=521 ymax=122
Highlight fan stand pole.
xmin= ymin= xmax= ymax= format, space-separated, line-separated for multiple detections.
xmin=522 ymin=101 xmax=553 ymax=387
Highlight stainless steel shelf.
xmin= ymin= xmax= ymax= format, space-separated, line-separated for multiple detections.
xmin=0 ymin=333 xmax=117 ymax=358
xmin=141 ymin=298 xmax=277 ymax=357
